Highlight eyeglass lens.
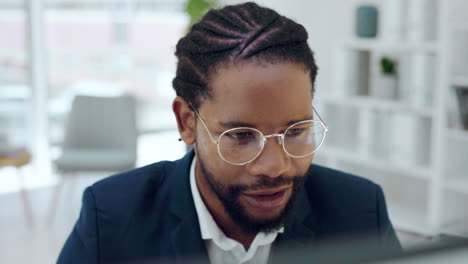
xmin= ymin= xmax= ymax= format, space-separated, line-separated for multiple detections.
xmin=218 ymin=121 xmax=326 ymax=164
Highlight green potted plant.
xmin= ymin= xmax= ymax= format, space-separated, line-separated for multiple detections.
xmin=185 ymin=0 xmax=218 ymax=27
xmin=371 ymin=56 xmax=398 ymax=99
xmin=380 ymin=57 xmax=397 ymax=76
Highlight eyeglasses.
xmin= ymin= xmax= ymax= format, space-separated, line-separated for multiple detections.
xmin=191 ymin=105 xmax=328 ymax=165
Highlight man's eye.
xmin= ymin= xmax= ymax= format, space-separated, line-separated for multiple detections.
xmin=286 ymin=128 xmax=306 ymax=137
xmin=226 ymin=131 xmax=255 ymax=140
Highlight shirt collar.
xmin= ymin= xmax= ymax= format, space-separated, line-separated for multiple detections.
xmin=189 ymin=155 xmax=283 ymax=251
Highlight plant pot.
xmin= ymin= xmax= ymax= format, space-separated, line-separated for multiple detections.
xmin=372 ymin=74 xmax=398 ymax=99
xmin=355 ymin=5 xmax=378 ymax=38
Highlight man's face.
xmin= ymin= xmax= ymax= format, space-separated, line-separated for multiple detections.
xmin=194 ymin=61 xmax=315 ymax=234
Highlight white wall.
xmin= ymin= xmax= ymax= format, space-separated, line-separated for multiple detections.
xmin=219 ymin=0 xmax=353 ymax=98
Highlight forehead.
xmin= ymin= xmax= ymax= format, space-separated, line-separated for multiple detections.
xmin=201 ymin=61 xmax=313 ymax=128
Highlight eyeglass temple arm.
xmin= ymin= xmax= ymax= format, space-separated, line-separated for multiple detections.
xmin=189 ymin=103 xmax=219 ymax=144
xmin=313 ymin=106 xmax=328 ymax=130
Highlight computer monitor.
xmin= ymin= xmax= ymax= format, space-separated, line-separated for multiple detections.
xmin=271 ymin=235 xmax=468 ymax=264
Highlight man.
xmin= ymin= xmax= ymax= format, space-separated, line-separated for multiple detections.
xmin=58 ymin=2 xmax=401 ymax=263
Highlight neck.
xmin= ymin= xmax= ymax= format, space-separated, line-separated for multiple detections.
xmin=195 ymin=162 xmax=255 ymax=250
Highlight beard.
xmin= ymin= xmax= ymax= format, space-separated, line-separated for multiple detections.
xmin=197 ymin=151 xmax=306 ymax=235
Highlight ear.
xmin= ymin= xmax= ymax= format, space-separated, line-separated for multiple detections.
xmin=172 ymin=96 xmax=196 ymax=145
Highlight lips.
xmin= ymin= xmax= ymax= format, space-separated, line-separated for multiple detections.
xmin=241 ymin=186 xmax=291 ymax=210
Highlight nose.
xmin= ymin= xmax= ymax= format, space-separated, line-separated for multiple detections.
xmin=246 ymin=136 xmax=290 ymax=178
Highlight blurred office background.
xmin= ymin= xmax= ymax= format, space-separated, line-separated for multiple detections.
xmin=1 ymin=0 xmax=468 ymax=263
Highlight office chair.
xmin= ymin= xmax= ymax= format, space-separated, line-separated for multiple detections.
xmin=48 ymin=94 xmax=137 ymax=223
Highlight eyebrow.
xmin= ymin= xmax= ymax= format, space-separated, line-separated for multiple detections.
xmin=286 ymin=116 xmax=313 ymax=126
xmin=218 ymin=121 xmax=256 ymax=128
xmin=218 ymin=116 xmax=314 ymax=129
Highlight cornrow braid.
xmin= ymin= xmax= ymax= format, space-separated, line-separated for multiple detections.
xmin=173 ymin=2 xmax=318 ymax=110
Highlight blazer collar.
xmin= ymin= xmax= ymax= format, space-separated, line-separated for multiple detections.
xmin=268 ymin=175 xmax=318 ymax=264
xmin=167 ymin=150 xmax=317 ymax=262
xmin=275 ymin=186 xmax=317 ymax=247
xmin=168 ymin=150 xmax=209 ymax=263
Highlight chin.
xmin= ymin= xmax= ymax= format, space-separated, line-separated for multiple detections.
xmin=240 ymin=189 xmax=292 ymax=220
xmin=247 ymin=207 xmax=286 ymax=223
xmin=241 ymin=203 xmax=289 ymax=235
xmin=227 ymin=188 xmax=298 ymax=235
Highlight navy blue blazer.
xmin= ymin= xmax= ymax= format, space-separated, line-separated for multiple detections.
xmin=57 ymin=150 xmax=401 ymax=263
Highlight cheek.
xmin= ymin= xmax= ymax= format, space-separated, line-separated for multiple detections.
xmin=209 ymin=161 xmax=246 ymax=186
xmin=292 ymin=155 xmax=314 ymax=174
xmin=196 ymin=134 xmax=245 ymax=184
xmin=195 ymin=129 xmax=219 ymax=161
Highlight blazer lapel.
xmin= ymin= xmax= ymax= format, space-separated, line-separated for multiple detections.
xmin=167 ymin=150 xmax=209 ymax=264
xmin=272 ymin=187 xmax=317 ymax=252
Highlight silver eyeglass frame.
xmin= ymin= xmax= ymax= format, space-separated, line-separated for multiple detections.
xmin=190 ymin=104 xmax=328 ymax=166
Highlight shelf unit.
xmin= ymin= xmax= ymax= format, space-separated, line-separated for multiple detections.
xmin=321 ymin=96 xmax=433 ymax=117
xmin=389 ymin=204 xmax=430 ymax=235
xmin=446 ymin=128 xmax=468 ymax=142
xmin=320 ymin=146 xmax=430 ymax=180
xmin=451 ymin=76 xmax=468 ymax=87
xmin=315 ymin=0 xmax=468 ymax=236
xmin=445 ymin=177 xmax=468 ymax=195
xmin=442 ymin=0 xmax=468 ymax=237
xmin=342 ymin=38 xmax=439 ymax=53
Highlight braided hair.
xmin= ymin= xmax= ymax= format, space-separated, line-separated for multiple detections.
xmin=173 ymin=2 xmax=318 ymax=110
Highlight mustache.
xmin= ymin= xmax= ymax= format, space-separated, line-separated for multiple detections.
xmin=229 ymin=175 xmax=305 ymax=193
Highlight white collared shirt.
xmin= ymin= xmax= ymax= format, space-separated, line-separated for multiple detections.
xmin=190 ymin=156 xmax=283 ymax=264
